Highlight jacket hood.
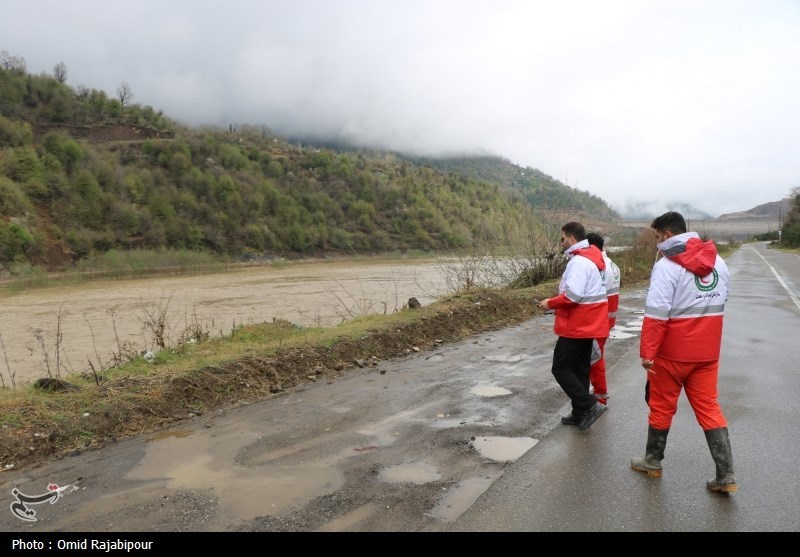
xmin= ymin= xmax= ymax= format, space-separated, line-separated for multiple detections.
xmin=657 ymin=231 xmax=718 ymax=276
xmin=566 ymin=239 xmax=606 ymax=271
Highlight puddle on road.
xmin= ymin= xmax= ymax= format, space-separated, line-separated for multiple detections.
xmin=379 ymin=461 xmax=442 ymax=484
xmin=470 ymin=384 xmax=512 ymax=397
xmin=470 ymin=436 xmax=538 ymax=462
xmin=429 ymin=415 xmax=493 ymax=429
xmin=427 ymin=476 xmax=497 ymax=522
xmin=129 ymin=425 xmax=344 ymax=523
xmin=356 ymin=402 xmax=441 ymax=445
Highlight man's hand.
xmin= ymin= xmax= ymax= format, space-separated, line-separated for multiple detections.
xmin=538 ymin=298 xmax=549 ymax=310
xmin=641 ymin=358 xmax=654 ymax=372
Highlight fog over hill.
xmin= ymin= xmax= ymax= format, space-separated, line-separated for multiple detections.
xmin=618 ymin=197 xmax=795 ymax=221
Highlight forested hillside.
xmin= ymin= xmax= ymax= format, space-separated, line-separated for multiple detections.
xmin=402 ymin=155 xmax=619 ymax=221
xmin=0 ymin=56 xmax=619 ymax=274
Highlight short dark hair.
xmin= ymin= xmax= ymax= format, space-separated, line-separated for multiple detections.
xmin=562 ymin=221 xmax=586 ymax=241
xmin=651 ymin=211 xmax=687 ymax=235
xmin=586 ymin=232 xmax=604 ymax=250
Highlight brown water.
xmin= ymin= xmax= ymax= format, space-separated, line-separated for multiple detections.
xmin=0 ymin=258 xmax=452 ymax=386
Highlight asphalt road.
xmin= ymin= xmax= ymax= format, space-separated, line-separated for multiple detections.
xmin=1 ymin=242 xmax=797 ymax=542
xmin=431 ymin=241 xmax=800 ymax=532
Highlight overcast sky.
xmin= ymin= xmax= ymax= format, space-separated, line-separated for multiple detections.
xmin=3 ymin=1 xmax=799 ymax=217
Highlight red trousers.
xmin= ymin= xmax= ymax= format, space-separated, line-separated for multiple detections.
xmin=646 ymin=356 xmax=728 ymax=431
xmin=589 ymin=337 xmax=607 ymax=397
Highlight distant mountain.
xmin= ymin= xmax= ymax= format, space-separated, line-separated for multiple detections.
xmin=716 ymin=198 xmax=794 ymax=221
xmin=618 ymin=201 xmax=712 ymax=221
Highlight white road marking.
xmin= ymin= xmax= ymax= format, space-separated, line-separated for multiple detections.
xmin=750 ymin=246 xmax=800 ymax=311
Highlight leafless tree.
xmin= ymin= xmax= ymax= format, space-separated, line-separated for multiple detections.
xmin=0 ymin=50 xmax=26 ymax=72
xmin=116 ymin=81 xmax=133 ymax=109
xmin=53 ymin=61 xmax=67 ymax=83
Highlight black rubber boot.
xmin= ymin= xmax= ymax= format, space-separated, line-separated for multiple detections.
xmin=704 ymin=427 xmax=737 ymax=493
xmin=631 ymin=426 xmax=669 ymax=477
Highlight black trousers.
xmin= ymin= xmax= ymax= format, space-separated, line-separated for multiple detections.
xmin=552 ymin=336 xmax=596 ymax=415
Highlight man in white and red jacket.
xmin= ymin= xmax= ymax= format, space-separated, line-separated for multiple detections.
xmin=631 ymin=211 xmax=737 ymax=493
xmin=539 ymin=222 xmax=608 ymax=430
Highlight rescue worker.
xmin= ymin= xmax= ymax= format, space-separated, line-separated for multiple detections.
xmin=631 ymin=211 xmax=737 ymax=493
xmin=586 ymin=232 xmax=621 ymax=405
xmin=539 ymin=222 xmax=608 ymax=430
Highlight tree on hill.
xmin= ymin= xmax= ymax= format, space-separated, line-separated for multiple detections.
xmin=53 ymin=62 xmax=68 ymax=84
xmin=116 ymin=81 xmax=133 ymax=109
xmin=0 ymin=50 xmax=26 ymax=73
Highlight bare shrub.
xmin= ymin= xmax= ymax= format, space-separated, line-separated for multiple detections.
xmin=107 ymin=308 xmax=140 ymax=367
xmin=138 ymin=291 xmax=175 ymax=350
xmin=26 ymin=306 xmax=73 ymax=380
xmin=613 ymin=227 xmax=658 ymax=285
xmin=324 ymin=280 xmax=383 ymax=323
xmin=0 ymin=332 xmax=15 ymax=388
xmin=434 ymin=209 xmax=566 ymax=292
xmin=177 ymin=305 xmax=211 ymax=345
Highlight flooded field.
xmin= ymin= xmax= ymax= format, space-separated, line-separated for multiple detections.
xmin=0 ymin=258 xmax=453 ymax=386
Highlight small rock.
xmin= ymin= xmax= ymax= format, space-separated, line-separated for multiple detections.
xmin=408 ymin=297 xmax=421 ymax=309
xmin=33 ymin=378 xmax=81 ymax=392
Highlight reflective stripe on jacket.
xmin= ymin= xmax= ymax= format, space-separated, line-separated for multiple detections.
xmin=640 ymin=232 xmax=729 ymax=362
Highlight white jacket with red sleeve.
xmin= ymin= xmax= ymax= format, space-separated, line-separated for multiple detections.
xmin=640 ymin=232 xmax=729 ymax=362
xmin=602 ymin=251 xmax=621 ymax=331
xmin=548 ymin=240 xmax=609 ymax=339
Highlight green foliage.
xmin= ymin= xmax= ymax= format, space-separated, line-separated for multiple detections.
xmin=0 ymin=62 xmax=624 ymax=273
xmin=0 ymin=221 xmax=36 ymax=261
xmin=752 ymin=230 xmax=778 ymax=242
xmin=0 ymin=175 xmax=33 ymax=215
xmin=781 ymin=191 xmax=800 ymax=248
xmin=0 ymin=114 xmax=33 ymax=146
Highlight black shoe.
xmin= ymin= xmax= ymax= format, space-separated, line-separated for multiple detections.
xmin=561 ymin=413 xmax=580 ymax=426
xmin=577 ymin=402 xmax=606 ymax=430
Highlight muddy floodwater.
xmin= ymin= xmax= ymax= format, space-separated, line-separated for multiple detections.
xmin=0 ymin=258 xmax=454 ymax=386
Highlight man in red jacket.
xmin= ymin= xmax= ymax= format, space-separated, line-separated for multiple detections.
xmin=631 ymin=211 xmax=737 ymax=493
xmin=586 ymin=232 xmax=620 ymax=405
xmin=539 ymin=222 xmax=608 ymax=430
